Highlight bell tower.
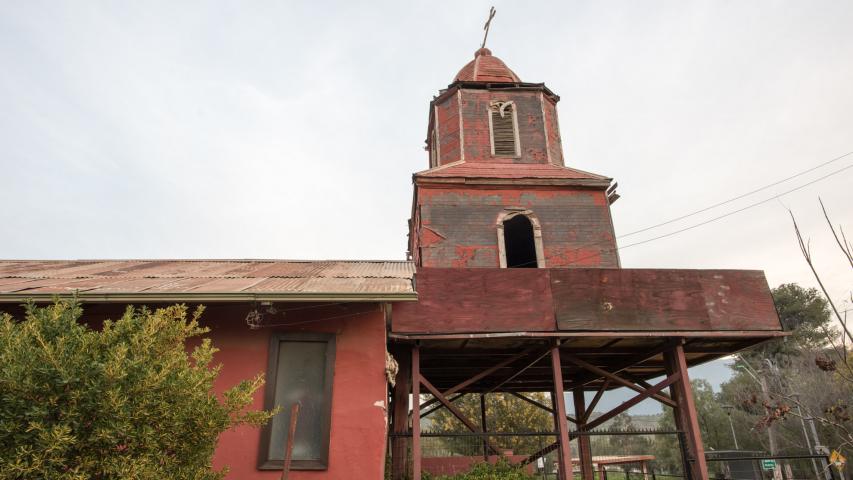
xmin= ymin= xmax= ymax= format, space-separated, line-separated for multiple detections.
xmin=408 ymin=48 xmax=620 ymax=269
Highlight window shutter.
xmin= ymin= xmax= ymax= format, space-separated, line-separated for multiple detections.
xmin=491 ymin=102 xmax=517 ymax=157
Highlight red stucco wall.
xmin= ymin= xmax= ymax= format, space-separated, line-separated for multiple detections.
xmin=201 ymin=303 xmax=389 ymax=479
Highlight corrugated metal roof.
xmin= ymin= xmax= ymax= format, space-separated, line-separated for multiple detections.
xmin=0 ymin=260 xmax=416 ymax=302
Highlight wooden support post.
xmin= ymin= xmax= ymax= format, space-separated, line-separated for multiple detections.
xmin=664 ymin=343 xmax=708 ymax=480
xmin=391 ymin=349 xmax=411 ymax=480
xmin=280 ymin=403 xmax=300 ymax=480
xmin=412 ymin=346 xmax=422 ymax=480
xmin=573 ymin=388 xmax=594 ymax=480
xmin=550 ymin=343 xmax=573 ymax=480
xmin=480 ymin=394 xmax=488 ymax=460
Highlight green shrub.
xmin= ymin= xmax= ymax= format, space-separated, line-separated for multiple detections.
xmin=0 ymin=300 xmax=274 ymax=479
xmin=430 ymin=457 xmax=535 ymax=480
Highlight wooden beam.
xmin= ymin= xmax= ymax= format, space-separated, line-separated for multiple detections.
xmin=664 ymin=344 xmax=709 ymax=480
xmin=486 ymin=347 xmax=554 ymax=393
xmin=417 ymin=347 xmax=539 ymax=413
xmin=419 ymin=393 xmax=463 ymax=418
xmin=520 ymin=441 xmax=559 ymax=467
xmin=623 ymin=373 xmax=674 ymax=403
xmin=391 ymin=349 xmax=411 ymax=480
xmin=550 ymin=344 xmax=573 ymax=480
xmin=583 ymin=380 xmax=610 ymax=423
xmin=509 ymin=391 xmax=553 ymax=414
xmin=574 ymin=340 xmax=675 ymax=388
xmin=573 ymin=388 xmax=594 ymax=480
xmin=586 ymin=372 xmax=680 ymax=431
xmin=419 ymin=375 xmax=501 ymax=455
xmin=280 ymin=403 xmax=300 ymax=480
xmin=389 ymin=331 xmax=790 ymax=340
xmin=445 ymin=347 xmax=539 ymax=395
xmin=412 ymin=346 xmax=422 ymax=480
xmin=479 ymin=394 xmax=488 ymax=460
xmin=563 ymin=354 xmax=677 ymax=408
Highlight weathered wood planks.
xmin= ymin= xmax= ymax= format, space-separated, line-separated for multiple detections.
xmin=391 ymin=267 xmax=781 ymax=334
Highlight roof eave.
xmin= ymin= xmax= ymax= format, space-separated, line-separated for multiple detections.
xmin=414 ymin=176 xmax=613 ymax=188
xmin=0 ymin=291 xmax=419 ymax=303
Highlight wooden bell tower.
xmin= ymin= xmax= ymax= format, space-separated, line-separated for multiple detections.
xmin=409 ymin=48 xmax=621 ymax=269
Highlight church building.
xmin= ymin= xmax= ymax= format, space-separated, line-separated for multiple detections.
xmin=0 ymin=44 xmax=784 ymax=480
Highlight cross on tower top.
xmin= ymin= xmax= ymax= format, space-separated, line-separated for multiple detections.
xmin=481 ymin=6 xmax=496 ymax=49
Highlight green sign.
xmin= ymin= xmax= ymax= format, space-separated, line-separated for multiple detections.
xmin=761 ymin=459 xmax=777 ymax=470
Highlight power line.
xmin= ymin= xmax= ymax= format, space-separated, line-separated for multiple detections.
xmin=615 ymin=162 xmax=853 ymax=251
xmin=510 ymin=158 xmax=853 ymax=268
xmin=617 ymin=150 xmax=853 ymax=239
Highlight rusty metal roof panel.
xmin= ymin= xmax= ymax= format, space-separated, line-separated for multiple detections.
xmin=248 ymin=262 xmax=335 ymax=278
xmin=182 ymin=277 xmax=268 ymax=292
xmin=244 ymin=278 xmax=311 ymax=292
xmin=0 ymin=260 xmax=416 ymax=301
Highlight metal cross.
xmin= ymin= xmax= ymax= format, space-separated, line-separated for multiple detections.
xmin=481 ymin=6 xmax=496 ymax=49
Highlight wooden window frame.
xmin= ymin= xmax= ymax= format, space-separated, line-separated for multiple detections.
xmin=488 ymin=100 xmax=521 ymax=158
xmin=257 ymin=332 xmax=336 ymax=471
xmin=496 ymin=209 xmax=546 ymax=268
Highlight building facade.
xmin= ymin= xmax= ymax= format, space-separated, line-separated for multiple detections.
xmin=0 ymin=47 xmax=785 ymax=480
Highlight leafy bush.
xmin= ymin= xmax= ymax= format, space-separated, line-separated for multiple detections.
xmin=0 ymin=300 xmax=273 ymax=479
xmin=429 ymin=457 xmax=534 ymax=480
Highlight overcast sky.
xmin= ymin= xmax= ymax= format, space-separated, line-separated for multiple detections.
xmin=2 ymin=1 xmax=851 ymax=411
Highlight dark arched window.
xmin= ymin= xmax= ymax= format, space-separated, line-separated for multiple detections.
xmin=503 ymin=215 xmax=537 ymax=268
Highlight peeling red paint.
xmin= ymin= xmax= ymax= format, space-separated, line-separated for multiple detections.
xmin=419 ymin=226 xmax=445 ymax=248
xmin=544 ymin=246 xmax=603 ymax=267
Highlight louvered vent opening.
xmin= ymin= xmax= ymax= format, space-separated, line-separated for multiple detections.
xmin=490 ymin=102 xmax=517 ymax=157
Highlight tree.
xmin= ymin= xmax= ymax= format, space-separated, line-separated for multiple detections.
xmin=607 ymin=413 xmax=651 ymax=456
xmin=740 ymin=283 xmax=834 ymax=366
xmin=0 ymin=300 xmax=274 ymax=480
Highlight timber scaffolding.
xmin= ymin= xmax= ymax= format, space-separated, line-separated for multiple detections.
xmin=387 ymin=267 xmax=786 ymax=480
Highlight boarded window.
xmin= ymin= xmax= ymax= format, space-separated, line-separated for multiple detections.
xmin=490 ymin=101 xmax=518 ymax=157
xmin=503 ymin=215 xmax=538 ymax=268
xmin=258 ymin=333 xmax=335 ymax=470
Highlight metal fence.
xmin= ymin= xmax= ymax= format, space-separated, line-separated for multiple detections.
xmin=389 ymin=430 xmax=847 ymax=480
xmin=705 ymin=452 xmax=842 ymax=480
xmin=389 ymin=429 xmax=692 ymax=479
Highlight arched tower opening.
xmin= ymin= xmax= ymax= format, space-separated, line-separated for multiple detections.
xmin=496 ymin=210 xmax=545 ymax=268
xmin=503 ymin=215 xmax=536 ymax=268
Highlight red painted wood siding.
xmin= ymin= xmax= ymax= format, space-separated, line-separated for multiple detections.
xmin=391 ymin=268 xmax=782 ymax=334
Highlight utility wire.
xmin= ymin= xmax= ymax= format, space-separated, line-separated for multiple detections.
xmin=510 ymin=159 xmax=853 ymax=268
xmin=617 ymin=150 xmax=853 ymax=239
xmin=571 ymin=162 xmax=853 ymax=265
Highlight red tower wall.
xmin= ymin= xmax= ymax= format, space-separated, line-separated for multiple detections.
xmin=432 ymin=88 xmax=564 ymax=166
xmin=414 ymin=184 xmax=618 ymax=268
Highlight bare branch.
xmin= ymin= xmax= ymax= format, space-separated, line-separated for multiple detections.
xmin=820 ymin=197 xmax=853 ymax=269
xmin=789 ymin=208 xmax=853 ymax=346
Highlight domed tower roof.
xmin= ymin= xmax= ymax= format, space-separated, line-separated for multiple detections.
xmin=454 ymin=48 xmax=521 ymax=83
